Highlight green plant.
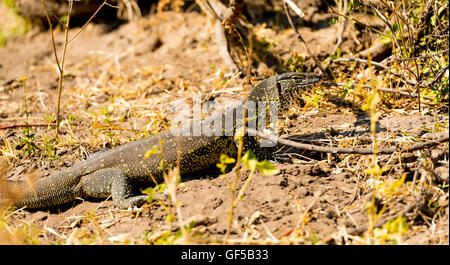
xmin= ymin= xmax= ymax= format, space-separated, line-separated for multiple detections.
xmin=285 ymin=54 xmax=306 ymax=72
xmin=219 ymin=150 xmax=279 ymax=242
xmin=16 ymin=77 xmax=37 ymax=156
xmin=142 ymin=141 xmax=189 ymax=242
xmin=372 ymin=216 xmax=408 ymax=245
xmin=19 ymin=127 xmax=37 ymax=156
xmin=42 ymin=134 xmax=59 ymax=161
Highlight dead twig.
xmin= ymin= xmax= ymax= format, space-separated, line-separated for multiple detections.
xmin=325 ymin=1 xmax=386 ymax=36
xmin=42 ymin=0 xmax=61 ymax=73
xmin=198 ymin=0 xmax=240 ymax=72
xmin=42 ymin=1 xmax=112 ymax=140
xmin=429 ymin=65 xmax=449 ymax=87
xmin=358 ymin=40 xmax=391 ymax=61
xmin=0 ymin=124 xmax=56 ymax=130
xmin=42 ymin=0 xmax=73 ymax=140
xmin=282 ymin=0 xmax=324 ymax=73
xmin=332 ymin=0 xmax=348 ymax=55
xmin=282 ymin=1 xmax=306 ymax=44
xmin=348 ymin=199 xmax=421 ymax=236
xmin=332 ymin=57 xmax=389 ymax=70
xmin=371 ymin=7 xmax=401 ymax=53
xmin=214 ymin=20 xmax=239 ymax=72
xmin=247 ymin=128 xmax=449 ymax=155
xmin=222 ymin=0 xmax=244 ymax=26
xmin=371 ymin=4 xmax=426 ymax=110
xmin=283 ymin=0 xmax=305 ymax=17
xmin=67 ymin=0 xmax=112 ymax=44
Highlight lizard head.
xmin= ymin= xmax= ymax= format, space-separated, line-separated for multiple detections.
xmin=247 ymin=72 xmax=322 ymax=114
xmin=276 ymin=72 xmax=322 ymax=99
xmin=275 ymin=72 xmax=322 ymax=109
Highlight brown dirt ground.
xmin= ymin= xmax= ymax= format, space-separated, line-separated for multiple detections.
xmin=0 ymin=1 xmax=448 ymax=245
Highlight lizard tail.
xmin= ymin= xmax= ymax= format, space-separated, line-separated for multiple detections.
xmin=6 ymin=170 xmax=82 ymax=209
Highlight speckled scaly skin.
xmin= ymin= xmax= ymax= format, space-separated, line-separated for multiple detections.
xmin=9 ymin=72 xmax=322 ymax=209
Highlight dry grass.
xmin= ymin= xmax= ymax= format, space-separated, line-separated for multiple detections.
xmin=0 ymin=0 xmax=448 ymax=245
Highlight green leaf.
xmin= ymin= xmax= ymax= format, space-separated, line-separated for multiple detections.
xmin=330 ymin=48 xmax=341 ymax=60
xmin=144 ymin=145 xmax=159 ymax=158
xmin=265 ymin=42 xmax=274 ymax=50
xmin=216 ymin=163 xmax=227 ymax=173
xmin=329 ymin=17 xmax=337 ymax=25
xmin=242 ymin=150 xmax=257 ymax=172
xmin=60 ymin=15 xmax=68 ymax=23
xmin=219 ymin=154 xmax=235 ymax=165
xmin=384 ymin=216 xmax=408 ymax=234
xmin=256 ymin=160 xmax=280 ymax=176
xmin=217 ymin=154 xmax=235 ymax=173
xmin=430 ymin=16 xmax=436 ymax=26
xmin=380 ymin=36 xmax=392 ymax=44
xmin=166 ymin=214 xmax=176 ymax=222
xmin=392 ymin=23 xmax=398 ymax=33
xmin=142 ymin=187 xmax=155 ymax=201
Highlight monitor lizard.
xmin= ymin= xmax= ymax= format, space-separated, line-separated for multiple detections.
xmin=3 ymin=72 xmax=322 ymax=209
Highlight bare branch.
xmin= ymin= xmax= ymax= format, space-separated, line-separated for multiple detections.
xmin=247 ymin=128 xmax=449 ymax=155
xmin=67 ymin=0 xmax=111 ymax=44
xmin=42 ymin=0 xmax=61 ymax=73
